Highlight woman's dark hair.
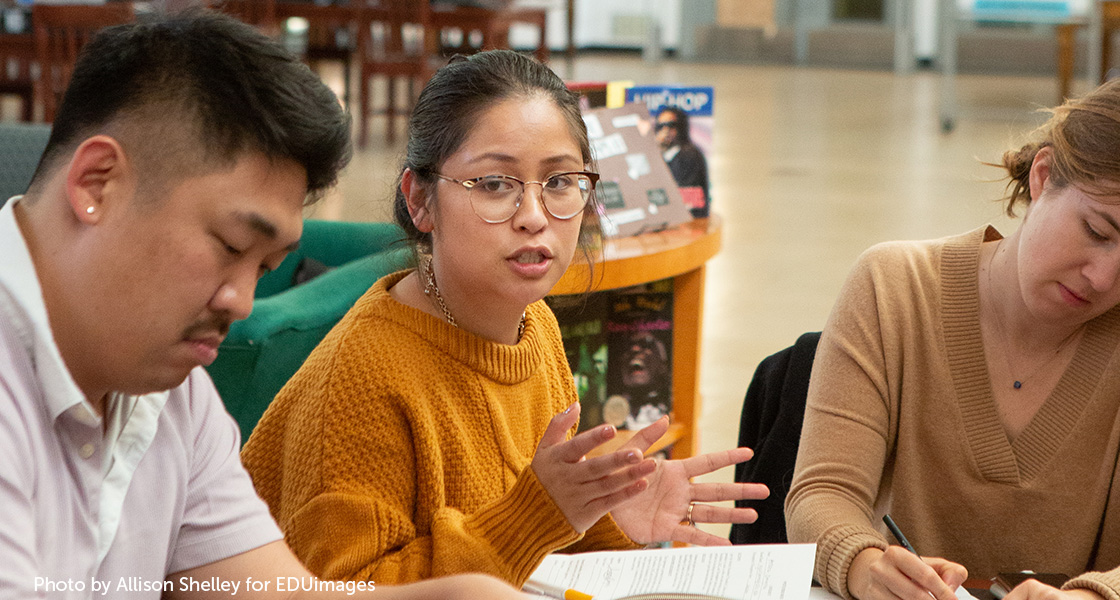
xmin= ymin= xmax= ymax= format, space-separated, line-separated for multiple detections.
xmin=996 ymin=77 xmax=1120 ymax=216
xmin=392 ymin=49 xmax=601 ymax=264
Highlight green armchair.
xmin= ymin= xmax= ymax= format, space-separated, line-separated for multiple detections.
xmin=206 ymin=219 xmax=412 ymax=444
xmin=0 ymin=123 xmax=51 ymax=206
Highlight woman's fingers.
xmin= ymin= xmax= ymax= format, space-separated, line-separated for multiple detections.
xmin=552 ymin=424 xmax=618 ymax=463
xmin=687 ymin=503 xmax=759 ymax=525
xmin=584 ymin=478 xmax=649 ymax=515
xmin=669 ymin=523 xmax=733 ymax=546
xmin=680 ymin=447 xmax=755 ymax=477
xmin=882 ymin=547 xmax=957 ymax=600
xmin=927 ymin=558 xmax=968 ymax=589
xmin=620 ymin=416 xmax=670 ymax=453
xmin=537 ymin=403 xmax=581 ymax=450
xmin=688 ymin=481 xmax=769 ymax=502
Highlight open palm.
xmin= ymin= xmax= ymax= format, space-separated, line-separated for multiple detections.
xmin=609 ymin=421 xmax=769 ymax=545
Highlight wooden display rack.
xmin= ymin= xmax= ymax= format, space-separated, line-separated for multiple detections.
xmin=549 ymin=216 xmax=723 ymax=460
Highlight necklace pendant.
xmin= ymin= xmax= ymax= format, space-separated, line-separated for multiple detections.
xmin=1013 ymin=380 xmax=1022 ymax=390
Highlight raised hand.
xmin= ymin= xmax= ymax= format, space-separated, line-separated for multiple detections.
xmin=608 ymin=416 xmax=770 ymax=545
xmin=530 ymin=403 xmax=658 ymax=533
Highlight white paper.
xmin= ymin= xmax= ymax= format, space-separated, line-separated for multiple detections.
xmin=956 ymin=585 xmax=981 ymax=600
xmin=528 ymin=544 xmax=816 ymax=600
xmin=804 ymin=579 xmax=982 ymax=600
xmin=625 ymin=153 xmax=651 ymax=180
xmin=583 ymin=115 xmax=605 ymax=140
xmin=590 ymin=133 xmax=628 ymax=161
xmin=612 ymin=114 xmax=642 ymax=129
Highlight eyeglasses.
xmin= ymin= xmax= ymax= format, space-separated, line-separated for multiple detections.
xmin=433 ymin=171 xmax=599 ymax=224
xmin=655 ymin=121 xmax=679 ymax=131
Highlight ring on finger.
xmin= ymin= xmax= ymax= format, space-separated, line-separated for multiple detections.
xmin=686 ymin=502 xmax=696 ymax=527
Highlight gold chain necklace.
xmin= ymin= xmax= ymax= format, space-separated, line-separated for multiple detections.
xmin=985 ymin=241 xmax=1083 ymax=390
xmin=422 ymin=256 xmax=525 ymax=341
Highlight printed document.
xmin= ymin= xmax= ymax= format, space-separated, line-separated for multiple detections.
xmin=527 ymin=543 xmax=816 ymax=600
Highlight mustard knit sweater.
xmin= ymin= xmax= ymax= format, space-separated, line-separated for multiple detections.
xmin=241 ymin=270 xmax=636 ymax=587
xmin=785 ymin=227 xmax=1120 ymax=600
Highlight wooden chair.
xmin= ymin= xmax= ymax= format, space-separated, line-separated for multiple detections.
xmin=1101 ymin=1 xmax=1120 ymax=82
xmin=0 ymin=33 xmax=35 ymax=122
xmin=354 ymin=0 xmax=438 ymax=147
xmin=275 ymin=1 xmax=356 ymax=106
xmin=33 ymin=4 xmax=135 ymax=123
xmin=211 ymin=0 xmax=279 ymax=30
xmin=428 ymin=2 xmax=549 ymax=63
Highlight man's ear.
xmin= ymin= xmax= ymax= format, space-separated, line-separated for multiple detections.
xmin=64 ymin=135 xmax=132 ymax=224
xmin=401 ymin=168 xmax=434 ymax=233
xmin=1028 ymin=145 xmax=1054 ymax=204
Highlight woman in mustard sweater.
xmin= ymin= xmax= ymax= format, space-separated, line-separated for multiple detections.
xmin=785 ymin=80 xmax=1120 ymax=600
xmin=241 ymin=50 xmax=767 ymax=587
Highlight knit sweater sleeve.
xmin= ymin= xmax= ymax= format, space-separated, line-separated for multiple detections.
xmin=278 ymin=363 xmax=583 ymax=587
xmin=562 ymin=514 xmax=641 ymax=553
xmin=784 ymin=243 xmax=906 ymax=598
xmin=1066 ymin=570 xmax=1120 ymax=600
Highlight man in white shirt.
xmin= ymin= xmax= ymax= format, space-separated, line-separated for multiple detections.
xmin=0 ymin=10 xmax=522 ymax=599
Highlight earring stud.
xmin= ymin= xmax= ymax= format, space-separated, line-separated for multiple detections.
xmin=86 ymin=206 xmax=95 ymax=214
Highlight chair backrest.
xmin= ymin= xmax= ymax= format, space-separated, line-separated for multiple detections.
xmin=356 ymin=0 xmax=430 ymax=58
xmin=33 ymin=3 xmax=135 ymax=123
xmin=729 ymin=331 xmax=821 ymax=545
xmin=0 ymin=33 xmax=35 ymax=121
xmin=209 ymin=0 xmax=278 ymax=30
xmin=0 ymin=122 xmax=51 ymax=205
xmin=205 ymin=220 xmax=411 ymax=444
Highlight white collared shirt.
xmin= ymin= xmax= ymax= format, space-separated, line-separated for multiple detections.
xmin=0 ymin=196 xmax=281 ymax=599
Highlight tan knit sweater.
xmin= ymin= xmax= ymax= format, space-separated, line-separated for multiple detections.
xmin=785 ymin=227 xmax=1120 ymax=600
xmin=241 ymin=271 xmax=636 ymax=587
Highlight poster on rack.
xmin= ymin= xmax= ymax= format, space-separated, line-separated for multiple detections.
xmin=546 ymin=293 xmax=610 ymax=433
xmin=604 ymin=279 xmax=673 ymax=431
xmin=625 ymin=85 xmax=713 ymax=217
xmin=582 ymin=104 xmax=692 ymax=238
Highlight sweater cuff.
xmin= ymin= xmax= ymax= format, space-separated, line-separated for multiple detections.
xmin=464 ymin=465 xmax=581 ymax=586
xmin=817 ymin=525 xmax=889 ymax=600
xmin=572 ymin=514 xmax=642 ymax=552
xmin=1065 ymin=572 xmax=1120 ymax=600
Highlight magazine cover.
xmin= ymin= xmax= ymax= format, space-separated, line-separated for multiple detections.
xmin=547 ymin=293 xmax=610 ymax=433
xmin=581 ymin=103 xmax=692 ymax=238
xmin=604 ymin=279 xmax=674 ymax=431
xmin=625 ymin=86 xmax=714 ymax=218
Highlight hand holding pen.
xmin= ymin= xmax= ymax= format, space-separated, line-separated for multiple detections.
xmin=844 ymin=514 xmax=968 ymax=600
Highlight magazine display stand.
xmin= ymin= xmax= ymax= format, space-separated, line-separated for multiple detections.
xmin=549 ymin=216 xmax=722 ymax=460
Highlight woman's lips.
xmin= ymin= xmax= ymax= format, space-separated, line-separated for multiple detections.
xmin=1059 ymin=283 xmax=1090 ymax=307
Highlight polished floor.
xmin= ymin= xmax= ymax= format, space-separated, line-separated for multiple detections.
xmin=315 ymin=53 xmax=1075 ymax=537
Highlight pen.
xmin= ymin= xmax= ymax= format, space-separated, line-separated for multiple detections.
xmin=523 ymin=579 xmax=594 ymax=600
xmin=882 ymin=513 xmax=918 ymax=555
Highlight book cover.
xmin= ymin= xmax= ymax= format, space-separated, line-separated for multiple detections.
xmin=604 ymin=279 xmax=673 ymax=431
xmin=625 ymin=85 xmax=714 ymax=218
xmin=581 ymin=103 xmax=693 ymax=238
xmin=547 ymin=293 xmax=610 ymax=433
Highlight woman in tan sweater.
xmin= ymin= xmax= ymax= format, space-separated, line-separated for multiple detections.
xmin=242 ymin=50 xmax=767 ymax=587
xmin=785 ymin=80 xmax=1120 ymax=600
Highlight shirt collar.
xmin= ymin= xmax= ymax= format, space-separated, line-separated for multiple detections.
xmin=0 ymin=196 xmax=98 ymax=423
xmin=663 ymin=145 xmax=681 ymax=162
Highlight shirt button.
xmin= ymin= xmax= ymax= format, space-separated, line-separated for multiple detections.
xmin=79 ymin=443 xmax=95 ymax=459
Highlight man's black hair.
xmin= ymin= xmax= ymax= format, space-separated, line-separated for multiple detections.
xmin=30 ymin=9 xmax=350 ymax=200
